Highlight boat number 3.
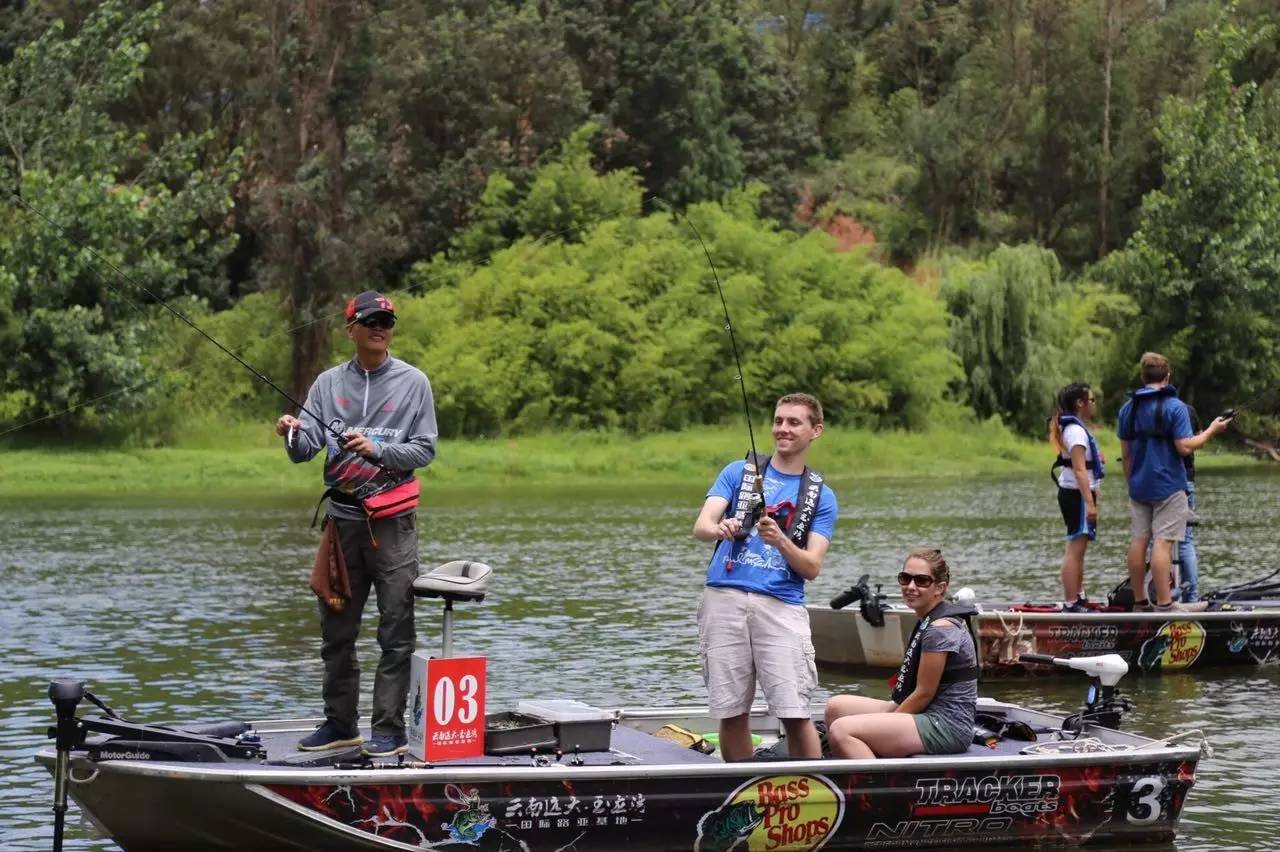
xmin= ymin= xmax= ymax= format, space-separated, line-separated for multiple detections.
xmin=1126 ymin=776 xmax=1165 ymax=825
xmin=433 ymin=674 xmax=481 ymax=726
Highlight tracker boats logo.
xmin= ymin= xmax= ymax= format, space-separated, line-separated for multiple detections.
xmin=696 ymin=774 xmax=844 ymax=852
xmin=911 ymin=774 xmax=1060 ymax=817
xmin=864 ymin=773 xmax=1061 ymax=847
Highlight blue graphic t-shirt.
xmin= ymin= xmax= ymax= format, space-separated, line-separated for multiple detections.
xmin=1116 ymin=387 xmax=1193 ymax=502
xmin=704 ymin=460 xmax=839 ymax=605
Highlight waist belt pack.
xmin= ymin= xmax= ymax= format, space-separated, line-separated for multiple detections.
xmin=362 ymin=478 xmax=420 ymax=518
xmin=312 ymin=478 xmax=421 ymax=548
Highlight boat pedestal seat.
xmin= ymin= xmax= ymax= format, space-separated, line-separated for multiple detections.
xmin=414 ymin=560 xmax=494 ymax=657
xmin=413 ymin=560 xmax=492 ymax=603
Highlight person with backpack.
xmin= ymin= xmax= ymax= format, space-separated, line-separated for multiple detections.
xmin=1049 ymin=383 xmax=1104 ymax=611
xmin=1117 ymin=353 xmax=1231 ymax=612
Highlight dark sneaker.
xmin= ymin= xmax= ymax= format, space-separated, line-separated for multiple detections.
xmin=363 ymin=733 xmax=408 ymax=757
xmin=297 ymin=721 xmax=362 ymax=752
xmin=1063 ymin=600 xmax=1089 ymax=613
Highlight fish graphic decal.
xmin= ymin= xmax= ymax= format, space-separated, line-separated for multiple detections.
xmin=696 ymin=800 xmax=764 ymax=852
xmin=1138 ymin=634 xmax=1171 ymax=671
xmin=442 ymin=784 xmax=497 ymax=844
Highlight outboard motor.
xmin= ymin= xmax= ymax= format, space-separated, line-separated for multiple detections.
xmin=830 ymin=574 xmax=888 ymax=627
xmin=830 ymin=574 xmax=870 ymax=610
xmin=1020 ymin=653 xmax=1132 ymax=732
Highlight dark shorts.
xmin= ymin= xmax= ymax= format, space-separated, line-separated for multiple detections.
xmin=1058 ymin=487 xmax=1097 ymax=541
xmin=914 ymin=713 xmax=972 ymax=754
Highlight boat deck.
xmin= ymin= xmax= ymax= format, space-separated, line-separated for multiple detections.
xmin=236 ymin=700 xmax=1104 ymax=771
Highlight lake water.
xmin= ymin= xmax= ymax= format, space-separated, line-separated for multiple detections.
xmin=2 ymin=468 xmax=1278 ymax=850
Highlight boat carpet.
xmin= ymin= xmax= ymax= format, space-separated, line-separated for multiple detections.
xmin=258 ymin=723 xmax=722 ymax=768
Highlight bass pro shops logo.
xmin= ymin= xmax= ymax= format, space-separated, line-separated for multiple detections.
xmin=1138 ymin=621 xmax=1206 ymax=671
xmin=696 ymin=774 xmax=844 ymax=852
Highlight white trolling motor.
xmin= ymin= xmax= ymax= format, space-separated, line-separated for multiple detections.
xmin=1020 ymin=653 xmax=1133 ymax=732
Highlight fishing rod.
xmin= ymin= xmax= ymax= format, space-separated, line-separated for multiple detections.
xmin=4 ymin=192 xmax=666 ymax=443
xmin=675 ymin=209 xmax=768 ymax=542
xmin=681 ymin=215 xmax=760 ymax=464
xmin=9 ymin=192 xmax=382 ymax=467
xmin=1218 ymin=384 xmax=1280 ymax=421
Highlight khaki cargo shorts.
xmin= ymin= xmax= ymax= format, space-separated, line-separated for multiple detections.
xmin=1129 ymin=490 xmax=1189 ymax=543
xmin=698 ymin=586 xmax=817 ymax=720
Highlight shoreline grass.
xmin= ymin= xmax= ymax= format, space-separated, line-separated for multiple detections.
xmin=1 ymin=419 xmax=1270 ymax=502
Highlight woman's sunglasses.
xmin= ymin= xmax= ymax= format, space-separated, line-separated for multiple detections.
xmin=897 ymin=572 xmax=936 ymax=588
xmin=355 ymin=315 xmax=395 ymax=330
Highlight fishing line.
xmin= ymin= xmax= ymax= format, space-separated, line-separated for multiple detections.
xmin=8 ymin=192 xmax=371 ymax=459
xmin=4 ymin=191 xmax=658 ymax=441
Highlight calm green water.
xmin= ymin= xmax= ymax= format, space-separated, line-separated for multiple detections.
xmin=2 ymin=469 xmax=1278 ymax=850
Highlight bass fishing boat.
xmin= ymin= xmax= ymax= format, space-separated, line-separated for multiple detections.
xmin=38 ymin=564 xmax=1206 ymax=851
xmin=811 ymin=572 xmax=1280 ymax=677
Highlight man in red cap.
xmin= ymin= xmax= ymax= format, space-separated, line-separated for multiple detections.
xmin=274 ymin=290 xmax=437 ymax=757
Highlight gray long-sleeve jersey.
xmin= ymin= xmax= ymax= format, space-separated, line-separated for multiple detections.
xmin=285 ymin=354 xmax=437 ymax=520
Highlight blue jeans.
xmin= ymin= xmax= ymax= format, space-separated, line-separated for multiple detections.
xmin=1177 ymin=483 xmax=1199 ymax=602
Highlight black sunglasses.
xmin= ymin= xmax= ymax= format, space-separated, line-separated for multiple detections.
xmin=355 ymin=315 xmax=395 ymax=330
xmin=897 ymin=572 xmax=936 ymax=588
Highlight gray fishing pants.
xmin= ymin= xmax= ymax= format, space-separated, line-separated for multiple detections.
xmin=321 ymin=513 xmax=419 ymax=738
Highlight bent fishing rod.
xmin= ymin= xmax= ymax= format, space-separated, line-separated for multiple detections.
xmin=11 ymin=192 xmax=389 ymax=471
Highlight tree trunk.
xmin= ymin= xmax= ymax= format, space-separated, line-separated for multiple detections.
xmin=255 ymin=1 xmax=366 ymax=407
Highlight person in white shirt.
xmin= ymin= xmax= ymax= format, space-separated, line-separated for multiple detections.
xmin=1048 ymin=383 xmax=1104 ymax=611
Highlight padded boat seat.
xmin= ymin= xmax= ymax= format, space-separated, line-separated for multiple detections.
xmin=413 ymin=560 xmax=492 ymax=602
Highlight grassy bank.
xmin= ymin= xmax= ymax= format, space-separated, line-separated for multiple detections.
xmin=0 ymin=419 xmax=1265 ymax=500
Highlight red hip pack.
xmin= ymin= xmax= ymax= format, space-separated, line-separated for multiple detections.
xmin=362 ymin=477 xmax=420 ymax=519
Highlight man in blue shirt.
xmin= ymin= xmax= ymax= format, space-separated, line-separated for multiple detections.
xmin=1117 ymin=353 xmax=1231 ymax=611
xmin=693 ymin=393 xmax=839 ymax=760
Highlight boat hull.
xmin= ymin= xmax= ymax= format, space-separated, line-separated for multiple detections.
xmin=44 ymin=747 xmax=1195 ymax=851
xmin=809 ymin=604 xmax=1280 ymax=676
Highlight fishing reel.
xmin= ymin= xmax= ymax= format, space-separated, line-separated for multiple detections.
xmin=734 ymin=493 xmax=795 ymax=540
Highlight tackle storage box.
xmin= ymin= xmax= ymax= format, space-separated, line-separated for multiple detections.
xmin=483 ymin=712 xmax=557 ymax=755
xmin=516 ymin=699 xmax=615 ymax=752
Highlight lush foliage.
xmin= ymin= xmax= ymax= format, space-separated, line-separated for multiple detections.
xmin=0 ymin=3 xmax=238 ymax=432
xmin=1101 ymin=15 xmax=1280 ymax=422
xmin=2 ymin=0 xmax=1279 ymax=446
xmin=396 ymin=138 xmax=960 ymax=436
xmin=942 ymin=244 xmax=1135 ymax=432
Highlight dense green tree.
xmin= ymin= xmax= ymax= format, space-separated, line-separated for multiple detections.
xmin=560 ymin=0 xmax=816 ymax=218
xmin=1101 ymin=13 xmax=1280 ymax=417
xmin=395 ymin=155 xmax=960 ymax=435
xmin=0 ymin=3 xmax=238 ymax=432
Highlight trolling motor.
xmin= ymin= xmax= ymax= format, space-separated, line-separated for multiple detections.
xmin=830 ymin=574 xmax=888 ymax=627
xmin=1019 ymin=653 xmax=1132 ymax=732
xmin=49 ymin=678 xmax=85 ymax=852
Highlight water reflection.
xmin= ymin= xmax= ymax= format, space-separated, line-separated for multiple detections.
xmin=0 ymin=469 xmax=1276 ymax=850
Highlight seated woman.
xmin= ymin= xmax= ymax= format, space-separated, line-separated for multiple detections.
xmin=824 ymin=549 xmax=977 ymax=758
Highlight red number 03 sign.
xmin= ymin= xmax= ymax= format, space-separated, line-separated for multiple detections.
xmin=409 ymin=655 xmax=486 ymax=761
